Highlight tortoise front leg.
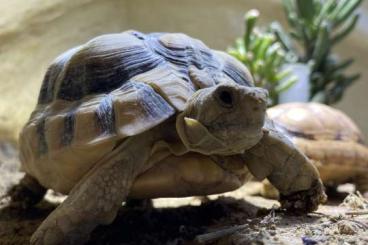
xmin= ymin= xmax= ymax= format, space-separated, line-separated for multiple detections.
xmin=30 ymin=133 xmax=154 ymax=245
xmin=242 ymin=120 xmax=327 ymax=213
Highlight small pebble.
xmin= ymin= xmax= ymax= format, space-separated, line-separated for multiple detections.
xmin=337 ymin=221 xmax=357 ymax=235
xmin=302 ymin=236 xmax=318 ymax=245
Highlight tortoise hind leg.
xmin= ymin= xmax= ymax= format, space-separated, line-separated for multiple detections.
xmin=6 ymin=174 xmax=46 ymax=209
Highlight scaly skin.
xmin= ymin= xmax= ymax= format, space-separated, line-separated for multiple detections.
xmin=243 ymin=120 xmax=327 ymax=213
xmin=30 ymin=131 xmax=155 ymax=245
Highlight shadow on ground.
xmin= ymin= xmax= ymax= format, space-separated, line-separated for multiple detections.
xmin=0 ymin=196 xmax=269 ymax=245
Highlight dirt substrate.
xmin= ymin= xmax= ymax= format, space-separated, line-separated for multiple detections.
xmin=1 ymin=143 xmax=368 ymax=245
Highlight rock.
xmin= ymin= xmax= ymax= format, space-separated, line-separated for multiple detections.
xmin=337 ymin=220 xmax=360 ymax=235
xmin=302 ymin=236 xmax=318 ymax=245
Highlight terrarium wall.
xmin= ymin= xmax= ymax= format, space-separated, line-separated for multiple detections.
xmin=0 ymin=0 xmax=367 ymax=143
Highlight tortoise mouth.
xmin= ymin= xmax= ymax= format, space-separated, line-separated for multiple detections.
xmin=215 ymin=132 xmax=264 ymax=155
xmin=202 ymin=113 xmax=265 ymax=150
xmin=205 ymin=123 xmax=264 ymax=153
xmin=205 ymin=120 xmax=265 ymax=132
xmin=205 ymin=115 xmax=265 ymax=136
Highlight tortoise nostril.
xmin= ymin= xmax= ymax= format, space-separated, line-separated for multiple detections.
xmin=218 ymin=90 xmax=233 ymax=107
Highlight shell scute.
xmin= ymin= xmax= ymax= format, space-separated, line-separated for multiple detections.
xmin=111 ymin=81 xmax=175 ymax=138
xmin=132 ymin=64 xmax=196 ymax=111
xmin=214 ymin=51 xmax=254 ymax=87
xmin=268 ymin=103 xmax=364 ymax=143
xmin=55 ymin=33 xmax=164 ymax=101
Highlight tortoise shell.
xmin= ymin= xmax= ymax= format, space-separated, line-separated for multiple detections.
xmin=19 ymin=31 xmax=253 ymax=192
xmin=268 ymin=102 xmax=364 ymax=143
xmin=268 ymin=102 xmax=368 ymax=184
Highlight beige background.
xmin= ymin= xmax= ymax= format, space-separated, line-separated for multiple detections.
xmin=0 ymin=0 xmax=367 ymax=143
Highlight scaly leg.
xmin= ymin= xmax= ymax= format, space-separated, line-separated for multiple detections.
xmin=243 ymin=119 xmax=327 ymax=213
xmin=30 ymin=132 xmax=154 ymax=245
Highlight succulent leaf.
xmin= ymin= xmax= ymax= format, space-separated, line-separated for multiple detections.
xmin=331 ymin=14 xmax=360 ymax=45
xmin=275 ymin=76 xmax=298 ymax=93
xmin=334 ymin=0 xmax=362 ymax=28
xmin=296 ymin=0 xmax=316 ymax=23
xmin=244 ymin=9 xmax=260 ymax=50
xmin=311 ymin=21 xmax=329 ymax=70
xmin=270 ymin=22 xmax=295 ymax=52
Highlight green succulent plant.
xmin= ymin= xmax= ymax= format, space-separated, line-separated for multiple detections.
xmin=273 ymin=0 xmax=362 ymax=104
xmin=228 ymin=9 xmax=297 ymax=106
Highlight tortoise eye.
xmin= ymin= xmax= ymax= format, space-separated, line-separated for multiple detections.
xmin=218 ymin=90 xmax=233 ymax=108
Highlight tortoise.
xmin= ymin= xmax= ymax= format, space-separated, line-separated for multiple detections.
xmin=262 ymin=102 xmax=368 ymax=198
xmin=8 ymin=31 xmax=326 ymax=245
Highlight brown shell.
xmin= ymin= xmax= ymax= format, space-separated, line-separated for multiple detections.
xmin=267 ymin=102 xmax=368 ymax=174
xmin=268 ymin=102 xmax=364 ymax=143
xmin=19 ymin=31 xmax=254 ymax=192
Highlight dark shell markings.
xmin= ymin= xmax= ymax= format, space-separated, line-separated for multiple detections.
xmin=20 ymin=31 xmax=254 ymax=172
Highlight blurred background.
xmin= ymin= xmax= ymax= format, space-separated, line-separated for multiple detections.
xmin=0 ymin=0 xmax=367 ymax=144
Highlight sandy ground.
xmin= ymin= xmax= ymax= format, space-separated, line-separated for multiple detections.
xmin=1 ymin=142 xmax=368 ymax=245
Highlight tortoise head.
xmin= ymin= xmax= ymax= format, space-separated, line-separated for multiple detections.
xmin=176 ymin=83 xmax=268 ymax=155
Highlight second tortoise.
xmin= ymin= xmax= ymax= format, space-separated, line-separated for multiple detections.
xmin=263 ymin=102 xmax=368 ymax=198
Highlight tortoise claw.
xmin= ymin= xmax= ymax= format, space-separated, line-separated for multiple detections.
xmin=280 ymin=179 xmax=327 ymax=214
